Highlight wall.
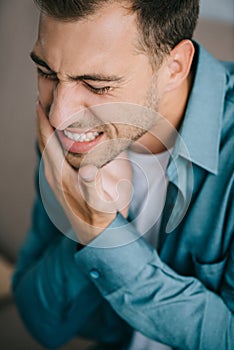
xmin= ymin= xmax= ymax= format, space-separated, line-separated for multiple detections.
xmin=200 ymin=0 xmax=234 ymax=23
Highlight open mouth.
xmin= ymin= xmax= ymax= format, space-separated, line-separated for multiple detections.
xmin=56 ymin=129 xmax=104 ymax=154
xmin=64 ymin=129 xmax=101 ymax=142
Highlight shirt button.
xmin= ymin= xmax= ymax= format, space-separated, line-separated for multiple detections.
xmin=89 ymin=269 xmax=100 ymax=279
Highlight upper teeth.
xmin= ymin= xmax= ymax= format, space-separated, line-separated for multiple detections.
xmin=64 ymin=130 xmax=100 ymax=142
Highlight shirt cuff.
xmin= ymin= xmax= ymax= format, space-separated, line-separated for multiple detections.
xmin=74 ymin=213 xmax=161 ymax=295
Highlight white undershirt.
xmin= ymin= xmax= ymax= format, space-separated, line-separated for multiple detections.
xmin=127 ymin=148 xmax=172 ymax=350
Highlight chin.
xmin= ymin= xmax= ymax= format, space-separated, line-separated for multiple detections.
xmin=65 ymin=142 xmax=128 ymax=170
xmin=65 ymin=153 xmax=82 ymax=170
xmin=64 ymin=135 xmax=134 ymax=170
xmin=65 ymin=152 xmax=108 ymax=170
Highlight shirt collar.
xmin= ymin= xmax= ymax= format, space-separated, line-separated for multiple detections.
xmin=173 ymin=42 xmax=227 ymax=175
xmin=164 ymin=43 xmax=227 ymax=232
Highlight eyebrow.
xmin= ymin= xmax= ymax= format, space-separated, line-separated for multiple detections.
xmin=30 ymin=52 xmax=52 ymax=72
xmin=30 ymin=51 xmax=124 ymax=83
xmin=70 ymin=74 xmax=123 ymax=83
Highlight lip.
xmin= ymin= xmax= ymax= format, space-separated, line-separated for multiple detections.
xmin=56 ymin=130 xmax=104 ymax=154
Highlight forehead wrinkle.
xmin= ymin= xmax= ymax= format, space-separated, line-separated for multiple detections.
xmin=36 ymin=4 xmax=150 ymax=83
xmin=31 ymin=47 xmax=125 ymax=83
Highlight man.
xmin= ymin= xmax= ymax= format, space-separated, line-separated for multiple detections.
xmin=12 ymin=1 xmax=234 ymax=349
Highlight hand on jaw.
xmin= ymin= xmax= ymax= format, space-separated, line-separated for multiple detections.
xmin=37 ymin=102 xmax=133 ymax=245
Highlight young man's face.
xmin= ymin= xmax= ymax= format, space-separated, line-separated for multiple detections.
xmin=32 ymin=3 xmax=166 ymax=168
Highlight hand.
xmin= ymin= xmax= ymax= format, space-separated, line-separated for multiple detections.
xmin=37 ymin=102 xmax=132 ymax=244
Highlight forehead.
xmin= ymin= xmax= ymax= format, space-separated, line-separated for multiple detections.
xmin=35 ymin=3 xmax=140 ymax=75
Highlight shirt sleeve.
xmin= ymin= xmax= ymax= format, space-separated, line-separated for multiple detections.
xmin=75 ymin=213 xmax=234 ymax=350
xmin=12 ymin=174 xmax=131 ymax=349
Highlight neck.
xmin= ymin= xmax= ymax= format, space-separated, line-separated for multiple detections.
xmin=159 ymin=71 xmax=194 ymax=130
xmin=132 ymin=72 xmax=194 ymax=154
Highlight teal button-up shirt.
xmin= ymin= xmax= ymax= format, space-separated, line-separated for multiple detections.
xmin=13 ymin=43 xmax=234 ymax=350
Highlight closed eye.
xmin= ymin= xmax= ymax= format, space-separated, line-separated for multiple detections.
xmin=37 ymin=68 xmax=58 ymax=81
xmin=83 ymin=82 xmax=111 ymax=95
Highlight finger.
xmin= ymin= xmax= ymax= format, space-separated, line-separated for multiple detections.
xmin=79 ymin=164 xmax=98 ymax=183
xmin=100 ymin=152 xmax=133 ymax=217
xmin=36 ymin=102 xmax=54 ymax=155
xmin=37 ymin=102 xmax=55 ymax=145
xmin=37 ymin=101 xmax=65 ymax=166
xmin=78 ymin=165 xmax=116 ymax=215
xmin=36 ymin=102 xmax=46 ymax=154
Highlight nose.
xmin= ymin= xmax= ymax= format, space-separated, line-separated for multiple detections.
xmin=49 ymin=81 xmax=87 ymax=130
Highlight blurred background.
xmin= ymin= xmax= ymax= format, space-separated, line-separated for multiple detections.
xmin=0 ymin=0 xmax=233 ymax=349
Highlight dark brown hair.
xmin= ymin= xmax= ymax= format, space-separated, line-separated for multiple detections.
xmin=33 ymin=0 xmax=199 ymax=62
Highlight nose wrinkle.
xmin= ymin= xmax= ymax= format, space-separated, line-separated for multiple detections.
xmin=49 ymin=82 xmax=87 ymax=130
xmin=49 ymin=106 xmax=105 ymax=132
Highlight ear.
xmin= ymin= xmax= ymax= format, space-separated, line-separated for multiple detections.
xmin=165 ymin=40 xmax=195 ymax=92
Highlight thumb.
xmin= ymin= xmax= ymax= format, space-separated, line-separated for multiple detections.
xmin=79 ymin=165 xmax=98 ymax=183
xmin=78 ymin=165 xmax=115 ymax=214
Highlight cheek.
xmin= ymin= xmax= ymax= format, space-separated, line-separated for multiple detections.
xmin=38 ymin=78 xmax=56 ymax=111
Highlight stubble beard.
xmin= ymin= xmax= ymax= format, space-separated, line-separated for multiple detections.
xmin=64 ymin=125 xmax=148 ymax=170
xmin=64 ymin=76 xmax=160 ymax=170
